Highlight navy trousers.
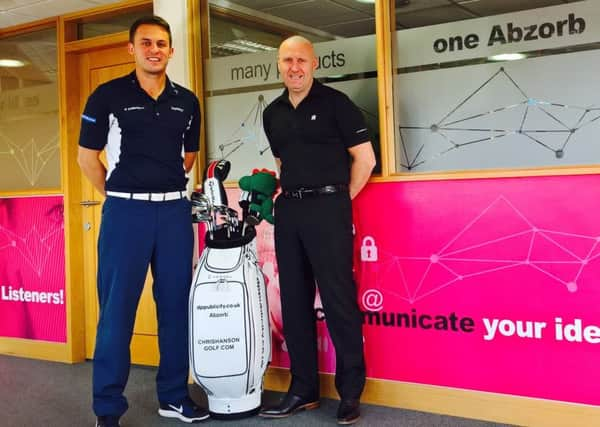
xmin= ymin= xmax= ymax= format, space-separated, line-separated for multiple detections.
xmin=93 ymin=196 xmax=193 ymax=417
xmin=274 ymin=192 xmax=366 ymax=400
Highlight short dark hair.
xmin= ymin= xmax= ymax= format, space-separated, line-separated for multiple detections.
xmin=129 ymin=15 xmax=172 ymax=46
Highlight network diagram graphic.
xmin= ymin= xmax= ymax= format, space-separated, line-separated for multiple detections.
xmin=0 ymin=219 xmax=64 ymax=277
xmin=208 ymin=94 xmax=271 ymax=161
xmin=398 ymin=67 xmax=600 ymax=170
xmin=208 ymin=93 xmax=378 ymax=164
xmin=0 ymin=129 xmax=59 ymax=186
xmin=359 ymin=195 xmax=600 ymax=304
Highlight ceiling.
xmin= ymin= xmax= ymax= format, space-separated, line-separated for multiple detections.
xmin=210 ymin=0 xmax=582 ymax=39
xmin=0 ymin=0 xmax=583 ymax=32
xmin=0 ymin=0 xmax=122 ymax=28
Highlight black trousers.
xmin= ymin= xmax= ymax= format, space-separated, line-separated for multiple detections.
xmin=274 ymin=191 xmax=366 ymax=400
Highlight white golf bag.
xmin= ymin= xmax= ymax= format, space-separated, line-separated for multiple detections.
xmin=189 ymin=160 xmax=271 ymax=418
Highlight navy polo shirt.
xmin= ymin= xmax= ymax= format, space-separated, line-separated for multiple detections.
xmin=78 ymin=71 xmax=200 ymax=193
xmin=263 ymin=80 xmax=370 ymax=191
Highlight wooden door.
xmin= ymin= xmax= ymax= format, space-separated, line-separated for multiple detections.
xmin=79 ymin=44 xmax=159 ymax=365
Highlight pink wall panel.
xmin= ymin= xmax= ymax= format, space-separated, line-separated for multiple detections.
xmin=0 ymin=196 xmax=66 ymax=343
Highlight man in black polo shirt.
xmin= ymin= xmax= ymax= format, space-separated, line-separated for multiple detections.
xmin=78 ymin=16 xmax=208 ymax=427
xmin=259 ymin=36 xmax=376 ymax=425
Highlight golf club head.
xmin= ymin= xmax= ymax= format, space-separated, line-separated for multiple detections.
xmin=203 ymin=160 xmax=231 ymax=207
xmin=191 ymin=192 xmax=213 ymax=223
xmin=210 ymin=160 xmax=231 ymax=181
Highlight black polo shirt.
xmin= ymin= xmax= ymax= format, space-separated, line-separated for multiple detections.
xmin=263 ymin=80 xmax=369 ymax=190
xmin=78 ymin=71 xmax=200 ymax=193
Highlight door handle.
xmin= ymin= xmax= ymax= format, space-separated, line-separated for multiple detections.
xmin=80 ymin=200 xmax=101 ymax=207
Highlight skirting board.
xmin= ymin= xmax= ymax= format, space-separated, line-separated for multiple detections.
xmin=264 ymin=367 xmax=600 ymax=427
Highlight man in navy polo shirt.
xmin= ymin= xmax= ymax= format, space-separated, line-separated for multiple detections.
xmin=78 ymin=16 xmax=208 ymax=427
xmin=259 ymin=36 xmax=376 ymax=425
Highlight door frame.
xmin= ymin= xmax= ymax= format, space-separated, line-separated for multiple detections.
xmin=61 ymin=31 xmax=132 ymax=363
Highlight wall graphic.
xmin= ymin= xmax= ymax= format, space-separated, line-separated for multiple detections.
xmin=396 ymin=53 xmax=600 ymax=171
xmin=395 ymin=1 xmax=600 ymax=172
xmin=251 ymin=175 xmax=600 ymax=406
xmin=209 ymin=94 xmax=271 ymax=161
xmin=206 ymin=91 xmax=278 ymax=179
xmin=0 ymin=195 xmax=66 ymax=342
xmin=0 ymin=84 xmax=61 ymax=189
xmin=399 ymin=65 xmax=600 ymax=170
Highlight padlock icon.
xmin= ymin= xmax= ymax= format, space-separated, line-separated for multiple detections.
xmin=360 ymin=236 xmax=378 ymax=262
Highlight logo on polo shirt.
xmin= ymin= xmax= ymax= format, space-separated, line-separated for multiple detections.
xmin=124 ymin=106 xmax=145 ymax=111
xmin=171 ymin=106 xmax=185 ymax=112
xmin=311 ymin=114 xmax=317 ymax=120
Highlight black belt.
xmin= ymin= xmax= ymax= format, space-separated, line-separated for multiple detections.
xmin=282 ymin=184 xmax=348 ymax=199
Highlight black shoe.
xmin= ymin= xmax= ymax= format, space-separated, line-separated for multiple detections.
xmin=95 ymin=415 xmax=121 ymax=427
xmin=158 ymin=396 xmax=210 ymax=423
xmin=337 ymin=399 xmax=360 ymax=425
xmin=259 ymin=392 xmax=320 ymax=418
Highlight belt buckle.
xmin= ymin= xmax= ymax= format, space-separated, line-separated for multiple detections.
xmin=320 ymin=186 xmax=333 ymax=195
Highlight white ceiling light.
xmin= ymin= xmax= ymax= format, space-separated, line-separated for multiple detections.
xmin=488 ymin=53 xmax=526 ymax=61
xmin=355 ymin=0 xmax=375 ymax=3
xmin=0 ymin=58 xmax=26 ymax=67
xmin=214 ymin=39 xmax=277 ymax=54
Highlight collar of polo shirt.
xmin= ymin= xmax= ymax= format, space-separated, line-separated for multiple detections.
xmin=128 ymin=71 xmax=180 ymax=97
xmin=275 ymin=79 xmax=326 ymax=106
